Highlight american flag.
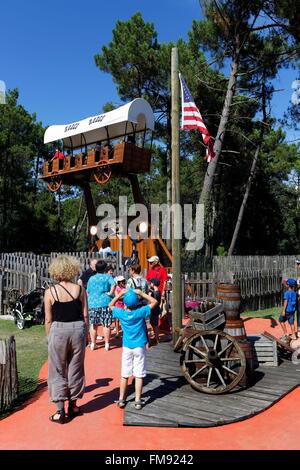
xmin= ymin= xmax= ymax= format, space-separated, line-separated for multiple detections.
xmin=179 ymin=73 xmax=215 ymax=162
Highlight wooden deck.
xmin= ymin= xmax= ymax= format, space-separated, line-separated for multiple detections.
xmin=124 ymin=341 xmax=300 ymax=428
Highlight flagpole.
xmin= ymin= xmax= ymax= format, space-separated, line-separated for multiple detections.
xmin=171 ymin=47 xmax=182 ymax=344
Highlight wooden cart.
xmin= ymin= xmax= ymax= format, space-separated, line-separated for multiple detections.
xmin=174 ymin=303 xmax=247 ymax=394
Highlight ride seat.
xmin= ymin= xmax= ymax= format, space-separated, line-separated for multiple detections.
xmin=95 ymin=148 xmax=101 ymax=162
xmin=70 ymin=155 xmax=76 ymax=168
xmin=82 ymin=153 xmax=87 ymax=165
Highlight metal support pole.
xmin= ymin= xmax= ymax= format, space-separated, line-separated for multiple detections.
xmin=171 ymin=47 xmax=182 ymax=344
xmin=81 ymin=181 xmax=98 ymax=249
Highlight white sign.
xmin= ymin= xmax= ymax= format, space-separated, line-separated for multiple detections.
xmin=0 ymin=80 xmax=6 ymax=104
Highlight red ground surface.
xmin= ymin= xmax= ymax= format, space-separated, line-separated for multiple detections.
xmin=0 ymin=317 xmax=299 ymax=450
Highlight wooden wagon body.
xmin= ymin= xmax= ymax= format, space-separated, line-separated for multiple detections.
xmin=41 ymin=142 xmax=151 ymax=187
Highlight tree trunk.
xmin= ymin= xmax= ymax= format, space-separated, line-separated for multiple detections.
xmin=228 ymin=67 xmax=267 ymax=256
xmin=73 ymin=193 xmax=84 ymax=243
xmin=227 ymin=143 xmax=261 ymax=256
xmin=32 ymin=153 xmax=40 ymax=207
xmin=2 ymin=148 xmax=9 ymax=249
xmin=199 ymin=55 xmax=239 ymax=207
xmin=166 ymin=104 xmax=172 ymax=251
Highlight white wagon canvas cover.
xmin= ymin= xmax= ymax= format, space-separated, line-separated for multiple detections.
xmin=44 ymin=98 xmax=155 ymax=148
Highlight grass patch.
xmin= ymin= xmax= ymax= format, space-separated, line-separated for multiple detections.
xmin=0 ymin=319 xmax=48 ymax=419
xmin=242 ymin=307 xmax=281 ymax=320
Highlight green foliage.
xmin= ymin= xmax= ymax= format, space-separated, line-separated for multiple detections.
xmin=95 ymin=12 xmax=170 ymax=108
xmin=216 ymin=244 xmax=227 ymax=256
xmin=0 ymin=90 xmax=72 ymax=252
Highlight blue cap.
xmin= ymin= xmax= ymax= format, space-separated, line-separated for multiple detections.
xmin=123 ymin=289 xmax=139 ymax=307
xmin=287 ymin=278 xmax=297 ymax=287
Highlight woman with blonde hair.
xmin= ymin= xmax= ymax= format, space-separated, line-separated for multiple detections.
xmin=44 ymin=255 xmax=89 ymax=424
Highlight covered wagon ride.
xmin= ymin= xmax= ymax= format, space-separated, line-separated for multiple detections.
xmin=41 ymin=99 xmax=172 ymax=268
xmin=42 ymin=98 xmax=154 ymax=192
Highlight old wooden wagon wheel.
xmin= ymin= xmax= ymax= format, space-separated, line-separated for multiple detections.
xmin=47 ymin=172 xmax=62 ymax=192
xmin=94 ymin=160 xmax=112 ymax=185
xmin=181 ymin=330 xmax=246 ymax=394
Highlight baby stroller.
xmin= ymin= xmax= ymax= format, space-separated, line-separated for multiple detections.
xmin=11 ymin=287 xmax=45 ymax=330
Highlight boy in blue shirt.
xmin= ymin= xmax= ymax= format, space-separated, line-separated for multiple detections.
xmin=279 ymin=278 xmax=298 ymax=341
xmin=109 ymin=288 xmax=158 ymax=409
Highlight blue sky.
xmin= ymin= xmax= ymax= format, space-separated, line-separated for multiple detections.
xmin=0 ymin=0 xmax=298 ymax=141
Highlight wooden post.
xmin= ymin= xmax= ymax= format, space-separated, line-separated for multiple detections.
xmin=0 ymin=275 xmax=2 ymax=316
xmin=171 ymin=47 xmax=182 ymax=344
xmin=81 ymin=181 xmax=97 ymax=227
xmin=0 ymin=336 xmax=18 ymax=410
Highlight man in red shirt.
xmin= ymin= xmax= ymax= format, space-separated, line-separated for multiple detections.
xmin=146 ymin=256 xmax=167 ymax=298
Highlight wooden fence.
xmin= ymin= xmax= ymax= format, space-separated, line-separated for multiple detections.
xmin=0 ymin=253 xmax=291 ymax=314
xmin=183 ymin=272 xmax=216 ymax=299
xmin=183 ymin=269 xmax=283 ymax=311
xmin=0 ymin=252 xmax=122 ymax=315
xmin=213 ymin=255 xmax=300 ymax=277
xmin=0 ymin=336 xmax=18 ymax=411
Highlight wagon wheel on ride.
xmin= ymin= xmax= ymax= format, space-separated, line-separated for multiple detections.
xmin=181 ymin=330 xmax=246 ymax=394
xmin=47 ymin=172 xmax=62 ymax=192
xmin=93 ymin=160 xmax=112 ymax=185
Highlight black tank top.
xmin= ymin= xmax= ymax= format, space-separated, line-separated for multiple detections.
xmin=51 ymin=284 xmax=83 ymax=322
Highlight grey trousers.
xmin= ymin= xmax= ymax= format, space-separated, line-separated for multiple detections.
xmin=48 ymin=321 xmax=86 ymax=402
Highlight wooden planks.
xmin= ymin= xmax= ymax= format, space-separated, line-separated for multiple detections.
xmin=248 ymin=334 xmax=278 ymax=367
xmin=124 ymin=341 xmax=300 ymax=428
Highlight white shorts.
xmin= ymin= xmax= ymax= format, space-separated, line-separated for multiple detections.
xmin=121 ymin=346 xmax=147 ymax=378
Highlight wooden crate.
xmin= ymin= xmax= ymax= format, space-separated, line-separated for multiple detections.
xmin=248 ymin=334 xmax=278 ymax=367
xmin=189 ymin=303 xmax=225 ymax=330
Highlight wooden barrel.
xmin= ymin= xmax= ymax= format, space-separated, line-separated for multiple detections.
xmin=238 ymin=339 xmax=254 ymax=374
xmin=217 ymin=283 xmax=241 ymax=320
xmin=223 ymin=319 xmax=246 ymax=341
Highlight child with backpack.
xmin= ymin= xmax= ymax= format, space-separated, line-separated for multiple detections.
xmin=126 ymin=264 xmax=147 ymax=292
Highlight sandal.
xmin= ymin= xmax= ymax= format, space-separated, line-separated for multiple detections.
xmin=134 ymin=400 xmax=143 ymax=410
xmin=68 ymin=402 xmax=82 ymax=418
xmin=49 ymin=410 xmax=65 ymax=424
xmin=115 ymin=399 xmax=126 ymax=408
